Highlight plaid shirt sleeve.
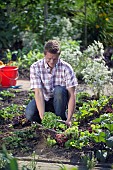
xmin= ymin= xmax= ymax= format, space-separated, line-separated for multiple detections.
xmin=30 ymin=63 xmax=42 ymax=89
xmin=65 ymin=64 xmax=78 ymax=89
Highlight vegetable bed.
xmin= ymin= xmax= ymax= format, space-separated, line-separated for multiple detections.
xmin=0 ymin=89 xmax=113 ymax=167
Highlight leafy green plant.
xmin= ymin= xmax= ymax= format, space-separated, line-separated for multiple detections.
xmin=46 ymin=135 xmax=57 ymax=146
xmin=92 ymin=112 xmax=113 ymax=125
xmin=96 ymin=150 xmax=108 ymax=163
xmin=76 ymin=92 xmax=90 ymax=101
xmin=64 ymin=126 xmax=79 ymax=139
xmin=3 ymin=135 xmax=24 ymax=150
xmin=104 ymin=124 xmax=113 ymax=132
xmin=0 ymin=90 xmax=15 ymax=100
xmin=42 ymin=112 xmax=67 ymax=131
xmin=76 ymin=95 xmax=110 ymax=121
xmin=81 ymin=152 xmax=97 ymax=170
xmin=76 ymin=101 xmax=98 ymax=121
xmin=24 ymin=90 xmax=35 ymax=105
xmin=64 ymin=129 xmax=91 ymax=150
xmin=0 ymin=104 xmax=24 ymax=121
xmin=106 ymin=136 xmax=113 ymax=148
xmin=0 ymin=145 xmax=37 ymax=170
xmin=92 ymin=131 xmax=106 ymax=143
xmin=2 ymin=129 xmax=36 ymax=151
xmin=65 ymin=139 xmax=85 ymax=150
xmin=82 ymin=60 xmax=112 ymax=98
xmin=76 ymin=92 xmax=91 ymax=107
xmin=0 ymin=145 xmax=19 ymax=170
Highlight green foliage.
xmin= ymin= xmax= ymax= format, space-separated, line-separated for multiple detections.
xmin=42 ymin=112 xmax=61 ymax=129
xmin=18 ymin=50 xmax=43 ymax=69
xmin=75 ymin=0 xmax=113 ymax=47
xmin=0 ymin=87 xmax=113 ymax=165
xmin=44 ymin=16 xmax=75 ymax=41
xmin=81 ymin=41 xmax=113 ymax=98
xmin=3 ymin=129 xmax=36 ymax=151
xmin=76 ymin=95 xmax=110 ymax=121
xmin=0 ymin=145 xmax=19 ymax=170
xmin=60 ymin=39 xmax=85 ymax=79
xmin=93 ymin=112 xmax=113 ymax=124
xmin=106 ymin=136 xmax=113 ymax=148
xmin=0 ymin=0 xmax=113 ymax=50
xmin=0 ymin=104 xmax=24 ymax=121
xmin=96 ymin=150 xmax=108 ymax=162
xmin=42 ymin=112 xmax=67 ymax=131
xmin=0 ymin=6 xmax=19 ymax=49
xmin=0 ymin=90 xmax=15 ymax=100
xmin=6 ymin=49 xmax=43 ymax=69
xmin=0 ymin=145 xmax=36 ymax=170
xmin=81 ymin=152 xmax=97 ymax=170
xmin=92 ymin=131 xmax=106 ymax=143
xmin=65 ymin=126 xmax=79 ymax=139
xmin=20 ymin=31 xmax=44 ymax=54
xmin=60 ymin=40 xmax=113 ymax=91
xmin=59 ymin=164 xmax=78 ymax=170
xmin=46 ymin=136 xmax=57 ymax=146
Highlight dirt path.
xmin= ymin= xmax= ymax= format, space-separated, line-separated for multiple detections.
xmin=16 ymin=79 xmax=30 ymax=91
xmin=17 ymin=156 xmax=112 ymax=170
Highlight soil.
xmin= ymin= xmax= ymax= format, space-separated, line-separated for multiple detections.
xmin=0 ymin=87 xmax=113 ymax=165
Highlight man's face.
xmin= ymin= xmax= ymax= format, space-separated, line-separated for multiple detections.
xmin=45 ymin=52 xmax=59 ymax=69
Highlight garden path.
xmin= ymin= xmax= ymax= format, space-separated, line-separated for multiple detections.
xmin=17 ymin=79 xmax=113 ymax=96
xmin=17 ymin=158 xmax=112 ymax=170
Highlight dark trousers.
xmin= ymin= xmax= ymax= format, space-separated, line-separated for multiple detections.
xmin=25 ymin=86 xmax=68 ymax=123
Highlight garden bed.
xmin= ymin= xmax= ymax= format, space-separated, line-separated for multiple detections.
xmin=0 ymin=88 xmax=113 ymax=169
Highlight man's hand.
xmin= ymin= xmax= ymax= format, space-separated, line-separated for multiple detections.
xmin=40 ymin=115 xmax=44 ymax=120
xmin=65 ymin=119 xmax=72 ymax=127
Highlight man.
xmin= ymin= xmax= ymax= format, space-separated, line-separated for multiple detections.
xmin=25 ymin=40 xmax=78 ymax=127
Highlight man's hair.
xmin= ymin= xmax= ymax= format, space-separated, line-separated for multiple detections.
xmin=44 ymin=40 xmax=61 ymax=55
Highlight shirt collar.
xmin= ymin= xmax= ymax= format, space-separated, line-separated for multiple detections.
xmin=43 ymin=58 xmax=60 ymax=69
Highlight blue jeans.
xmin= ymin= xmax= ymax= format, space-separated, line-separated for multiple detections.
xmin=25 ymin=86 xmax=68 ymax=123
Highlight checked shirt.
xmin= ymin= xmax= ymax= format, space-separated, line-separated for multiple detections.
xmin=30 ymin=58 xmax=78 ymax=101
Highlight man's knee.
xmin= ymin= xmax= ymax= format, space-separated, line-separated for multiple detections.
xmin=54 ymin=85 xmax=66 ymax=95
xmin=25 ymin=99 xmax=37 ymax=121
xmin=25 ymin=105 xmax=33 ymax=121
xmin=54 ymin=86 xmax=68 ymax=99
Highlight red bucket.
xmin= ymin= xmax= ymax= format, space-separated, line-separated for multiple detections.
xmin=0 ymin=66 xmax=19 ymax=88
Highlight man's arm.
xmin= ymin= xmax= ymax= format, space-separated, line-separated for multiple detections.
xmin=34 ymin=88 xmax=45 ymax=120
xmin=65 ymin=86 xmax=76 ymax=126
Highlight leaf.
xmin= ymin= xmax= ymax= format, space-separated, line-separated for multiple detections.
xmin=92 ymin=117 xmax=101 ymax=123
xmin=106 ymin=136 xmax=113 ymax=148
xmin=93 ymin=132 xmax=106 ymax=143
xmin=105 ymin=123 xmax=113 ymax=132
xmin=96 ymin=150 xmax=108 ymax=162
xmin=9 ymin=158 xmax=19 ymax=170
xmin=88 ymin=107 xmax=98 ymax=112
